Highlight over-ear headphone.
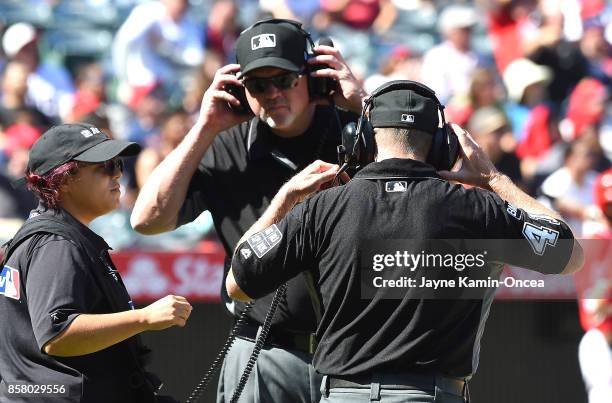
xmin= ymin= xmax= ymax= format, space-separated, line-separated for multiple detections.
xmin=338 ymin=80 xmax=459 ymax=173
xmin=240 ymin=18 xmax=336 ymax=100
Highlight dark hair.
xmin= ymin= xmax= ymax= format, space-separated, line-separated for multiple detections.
xmin=25 ymin=161 xmax=79 ymax=209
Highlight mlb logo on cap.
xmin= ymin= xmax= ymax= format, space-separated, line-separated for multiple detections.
xmin=401 ymin=114 xmax=415 ymax=123
xmin=0 ymin=265 xmax=20 ymax=300
xmin=251 ymin=34 xmax=276 ymax=50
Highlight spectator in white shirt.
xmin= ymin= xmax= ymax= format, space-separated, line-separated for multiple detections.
xmin=539 ymin=139 xmax=602 ymax=236
xmin=420 ymin=5 xmax=480 ymax=104
xmin=112 ymin=0 xmax=205 ymax=106
xmin=1 ymin=23 xmax=75 ymax=122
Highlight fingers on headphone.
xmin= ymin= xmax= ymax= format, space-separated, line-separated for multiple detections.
xmin=310 ymin=68 xmax=338 ymax=80
xmin=450 ymin=123 xmax=476 ymax=150
xmin=215 ymin=75 xmax=242 ymax=91
xmin=309 ymin=54 xmax=342 ymax=69
xmin=313 ymin=45 xmax=340 ymax=56
xmin=219 ymin=64 xmax=241 ymax=74
xmin=212 ymin=90 xmax=240 ymax=105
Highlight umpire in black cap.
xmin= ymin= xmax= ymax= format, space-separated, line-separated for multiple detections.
xmin=226 ymin=81 xmax=583 ymax=402
xmin=0 ymin=124 xmax=193 ymax=403
xmin=131 ymin=18 xmax=366 ymax=403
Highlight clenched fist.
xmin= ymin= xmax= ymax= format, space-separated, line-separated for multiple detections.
xmin=139 ymin=295 xmax=193 ymax=331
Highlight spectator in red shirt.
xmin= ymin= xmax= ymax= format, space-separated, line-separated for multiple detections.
xmin=577 ymin=168 xmax=612 ymax=403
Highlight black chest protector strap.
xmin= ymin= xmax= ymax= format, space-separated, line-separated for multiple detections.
xmin=1 ymin=214 xmax=160 ymax=402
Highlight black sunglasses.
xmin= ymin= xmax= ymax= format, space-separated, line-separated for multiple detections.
xmin=243 ymin=72 xmax=301 ymax=94
xmin=81 ymin=158 xmax=124 ymax=176
xmin=102 ymin=158 xmax=124 ymax=176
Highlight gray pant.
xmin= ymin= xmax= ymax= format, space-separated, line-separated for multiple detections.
xmin=216 ymin=337 xmax=322 ymax=403
xmin=319 ymin=374 xmax=468 ymax=403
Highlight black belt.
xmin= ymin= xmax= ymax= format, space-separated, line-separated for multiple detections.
xmin=326 ymin=372 xmax=468 ymax=399
xmin=233 ymin=321 xmax=317 ymax=355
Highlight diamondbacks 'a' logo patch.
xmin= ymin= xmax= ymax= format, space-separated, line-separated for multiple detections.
xmin=246 ymin=224 xmax=283 ymax=258
xmin=251 ymin=34 xmax=276 ymax=50
xmin=0 ymin=265 xmax=20 ymax=300
xmin=240 ymin=248 xmax=252 ymax=259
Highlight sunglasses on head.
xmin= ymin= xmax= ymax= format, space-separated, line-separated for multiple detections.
xmin=243 ymin=72 xmax=301 ymax=94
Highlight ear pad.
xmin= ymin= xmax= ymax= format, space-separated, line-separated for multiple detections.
xmin=359 ymin=119 xmax=375 ymax=167
xmin=427 ymin=124 xmax=459 ymax=171
xmin=340 ymin=118 xmax=376 ymax=168
xmin=308 ymin=37 xmax=336 ymax=99
xmin=341 ymin=121 xmax=360 ymax=166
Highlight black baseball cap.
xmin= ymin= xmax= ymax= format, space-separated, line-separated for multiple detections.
xmin=14 ymin=123 xmax=140 ymax=187
xmin=369 ymin=82 xmax=439 ymax=134
xmin=235 ymin=19 xmax=307 ymax=76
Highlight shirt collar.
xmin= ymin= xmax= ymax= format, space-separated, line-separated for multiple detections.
xmin=30 ymin=203 xmax=111 ymax=251
xmin=353 ymin=158 xmax=441 ymax=180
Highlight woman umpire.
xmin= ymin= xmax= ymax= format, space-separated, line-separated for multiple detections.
xmin=0 ymin=123 xmax=192 ymax=402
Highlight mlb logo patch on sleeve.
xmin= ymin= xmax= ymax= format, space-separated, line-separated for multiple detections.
xmin=0 ymin=265 xmax=20 ymax=300
xmin=246 ymin=224 xmax=283 ymax=258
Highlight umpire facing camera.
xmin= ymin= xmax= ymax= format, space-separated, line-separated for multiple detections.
xmin=226 ymin=80 xmax=584 ymax=402
xmin=131 ymin=18 xmax=366 ymax=403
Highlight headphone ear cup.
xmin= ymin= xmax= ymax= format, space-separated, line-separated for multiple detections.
xmin=360 ymin=120 xmax=375 ymax=167
xmin=427 ymin=124 xmax=459 ymax=171
xmin=341 ymin=121 xmax=360 ymax=166
xmin=445 ymin=124 xmax=460 ymax=171
xmin=427 ymin=128 xmax=443 ymax=170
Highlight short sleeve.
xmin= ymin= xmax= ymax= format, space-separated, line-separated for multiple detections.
xmin=231 ymin=201 xmax=314 ymax=299
xmin=176 ymin=146 xmax=217 ymax=227
xmin=479 ymin=191 xmax=575 ymax=274
xmin=26 ymin=236 xmax=104 ymax=352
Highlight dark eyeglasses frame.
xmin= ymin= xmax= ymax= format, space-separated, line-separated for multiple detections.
xmin=79 ymin=158 xmax=124 ymax=176
xmin=242 ymin=72 xmax=302 ymax=94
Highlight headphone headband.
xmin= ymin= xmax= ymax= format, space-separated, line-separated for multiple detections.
xmin=368 ymin=80 xmax=442 ymax=107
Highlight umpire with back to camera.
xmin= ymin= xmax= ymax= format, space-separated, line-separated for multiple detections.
xmin=226 ymin=80 xmax=585 ymax=402
xmin=0 ymin=124 xmax=193 ymax=402
xmin=131 ymin=18 xmax=366 ymax=402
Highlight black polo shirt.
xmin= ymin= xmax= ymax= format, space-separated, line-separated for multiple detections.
xmin=231 ymin=158 xmax=575 ymax=377
xmin=177 ymin=105 xmax=357 ymax=331
xmin=0 ymin=207 xmax=148 ymax=402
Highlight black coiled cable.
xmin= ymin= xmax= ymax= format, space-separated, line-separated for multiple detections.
xmin=229 ymin=283 xmax=287 ymax=403
xmin=184 ymin=302 xmax=254 ymax=403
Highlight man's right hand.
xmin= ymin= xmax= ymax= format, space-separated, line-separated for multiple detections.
xmin=139 ymin=295 xmax=193 ymax=331
xmin=196 ymin=64 xmax=252 ymax=134
xmin=282 ymin=160 xmax=343 ymax=205
xmin=437 ymin=123 xmax=500 ymax=190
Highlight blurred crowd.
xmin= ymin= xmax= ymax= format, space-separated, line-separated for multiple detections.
xmin=0 ymin=0 xmax=611 ymax=250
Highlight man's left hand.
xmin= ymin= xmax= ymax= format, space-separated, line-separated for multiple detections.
xmin=309 ymin=45 xmax=368 ymax=114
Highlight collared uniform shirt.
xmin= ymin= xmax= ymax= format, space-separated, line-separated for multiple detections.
xmin=0 ymin=208 xmax=146 ymax=402
xmin=177 ymin=105 xmax=358 ymax=332
xmin=232 ymin=158 xmax=576 ymax=377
